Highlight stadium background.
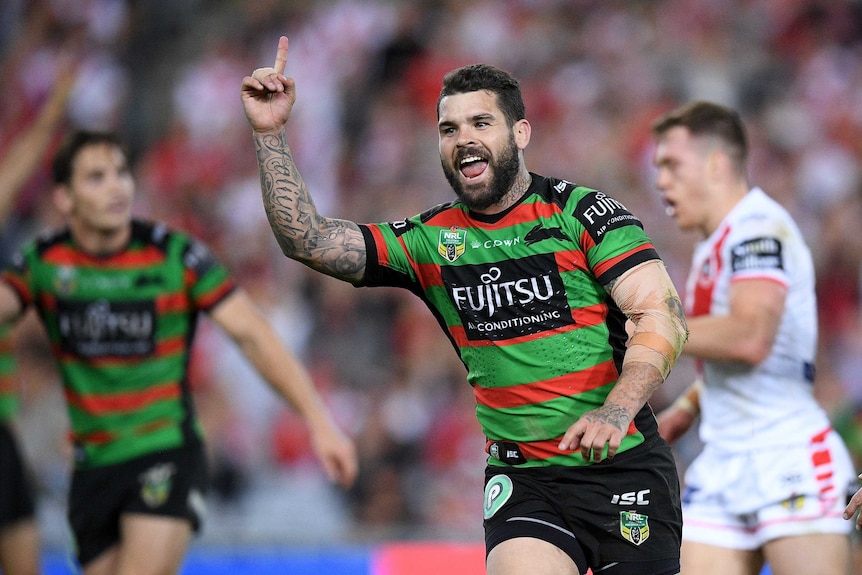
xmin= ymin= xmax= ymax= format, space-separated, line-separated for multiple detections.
xmin=1 ymin=0 xmax=861 ymax=573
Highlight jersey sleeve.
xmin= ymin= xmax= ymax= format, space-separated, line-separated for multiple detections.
xmin=358 ymin=220 xmax=422 ymax=293
xmin=1 ymin=247 xmax=36 ymax=309
xmin=725 ymin=214 xmax=790 ymax=287
xmin=181 ymin=235 xmax=237 ymax=310
xmin=569 ymin=189 xmax=661 ymax=285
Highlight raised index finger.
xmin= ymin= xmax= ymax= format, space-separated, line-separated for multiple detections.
xmin=274 ymin=36 xmax=288 ymax=75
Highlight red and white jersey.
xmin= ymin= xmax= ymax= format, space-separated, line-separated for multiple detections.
xmin=685 ymin=187 xmax=829 ymax=450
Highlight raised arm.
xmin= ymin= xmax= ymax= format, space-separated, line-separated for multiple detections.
xmin=241 ymin=36 xmax=366 ymax=283
xmin=0 ymin=68 xmax=75 ymax=223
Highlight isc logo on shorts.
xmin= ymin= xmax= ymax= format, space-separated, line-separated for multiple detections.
xmin=610 ymin=489 xmax=650 ymax=506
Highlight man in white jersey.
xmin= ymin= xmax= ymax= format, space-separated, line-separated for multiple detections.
xmin=651 ymin=101 xmax=856 ymax=575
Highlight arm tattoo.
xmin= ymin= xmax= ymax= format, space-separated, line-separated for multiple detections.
xmin=254 ymin=131 xmax=366 ymax=282
xmin=605 ymin=362 xmax=663 ymax=426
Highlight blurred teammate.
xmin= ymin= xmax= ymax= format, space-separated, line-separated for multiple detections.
xmin=242 ymin=36 xmax=688 ymax=575
xmin=0 ymin=129 xmax=358 ymax=575
xmin=652 ymin=101 xmax=855 ymax=575
xmin=0 ymin=69 xmax=75 ymax=575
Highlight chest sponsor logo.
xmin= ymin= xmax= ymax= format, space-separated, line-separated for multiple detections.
xmin=443 ymin=253 xmax=572 ymax=341
xmin=438 ymin=226 xmax=467 ymax=262
xmin=57 ymin=299 xmax=156 ymax=358
xmin=730 ymin=236 xmax=784 ymax=273
xmin=52 ymin=266 xmax=145 ymax=294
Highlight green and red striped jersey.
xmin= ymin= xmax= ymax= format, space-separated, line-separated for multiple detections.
xmin=0 ymin=325 xmax=18 ymax=423
xmin=1 ymin=219 xmax=236 ymax=468
xmin=359 ymin=174 xmax=662 ymax=467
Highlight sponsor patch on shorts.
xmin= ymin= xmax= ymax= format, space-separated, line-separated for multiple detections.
xmin=620 ymin=510 xmax=650 ymax=546
xmin=139 ymin=462 xmax=176 ymax=507
xmin=484 ymin=474 xmax=514 ymax=519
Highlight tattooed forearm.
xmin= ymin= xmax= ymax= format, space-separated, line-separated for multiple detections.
xmin=254 ymin=131 xmax=367 ymax=282
xmin=605 ymin=361 xmax=664 ymax=424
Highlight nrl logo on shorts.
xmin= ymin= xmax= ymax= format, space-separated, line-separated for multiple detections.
xmin=619 ymin=511 xmax=650 ymax=546
xmin=438 ymin=226 xmax=467 ymax=262
xmin=139 ymin=463 xmax=177 ymax=508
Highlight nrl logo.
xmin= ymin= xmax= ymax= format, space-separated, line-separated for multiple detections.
xmin=438 ymin=226 xmax=467 ymax=262
xmin=139 ymin=463 xmax=177 ymax=508
xmin=620 ymin=511 xmax=650 ymax=546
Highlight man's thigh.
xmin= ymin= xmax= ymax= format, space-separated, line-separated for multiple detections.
xmin=487 ymin=537 xmax=579 ymax=575
xmin=116 ymin=514 xmax=193 ymax=575
xmin=764 ymin=534 xmax=852 ymax=575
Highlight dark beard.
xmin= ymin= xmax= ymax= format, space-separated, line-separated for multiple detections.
xmin=442 ymin=135 xmax=520 ymax=211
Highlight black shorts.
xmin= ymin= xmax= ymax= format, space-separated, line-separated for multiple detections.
xmin=0 ymin=422 xmax=37 ymax=528
xmin=483 ymin=438 xmax=681 ymax=575
xmin=68 ymin=443 xmax=208 ymax=567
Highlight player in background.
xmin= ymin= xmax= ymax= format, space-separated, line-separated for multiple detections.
xmin=653 ymin=101 xmax=855 ymax=575
xmin=242 ymin=36 xmax=688 ymax=575
xmin=0 ymin=129 xmax=358 ymax=575
xmin=0 ymin=68 xmax=75 ymax=575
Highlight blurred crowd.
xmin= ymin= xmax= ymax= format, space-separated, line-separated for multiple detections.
xmin=1 ymin=0 xmax=861 ymax=551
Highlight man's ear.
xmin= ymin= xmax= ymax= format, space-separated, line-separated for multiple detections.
xmin=52 ymin=184 xmax=72 ymax=216
xmin=514 ymin=118 xmax=531 ymax=150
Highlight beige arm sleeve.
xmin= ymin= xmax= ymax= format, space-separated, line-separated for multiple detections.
xmin=610 ymin=260 xmax=688 ymax=380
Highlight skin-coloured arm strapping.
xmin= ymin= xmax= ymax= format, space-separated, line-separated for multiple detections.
xmin=558 ymin=259 xmax=687 ymax=461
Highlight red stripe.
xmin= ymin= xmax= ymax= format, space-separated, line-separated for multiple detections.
xmin=70 ymin=417 xmax=174 ymax=445
xmin=157 ymin=292 xmax=189 ymax=313
xmin=44 ymin=244 xmax=165 ymax=268
xmin=196 ymin=281 xmax=235 ymax=309
xmin=554 ymin=248 xmax=589 ymax=272
xmin=579 ymin=229 xmax=595 ymax=252
xmin=811 ymin=449 xmax=831 ymax=467
xmin=690 ymin=226 xmax=731 ymax=317
xmin=65 ymin=381 xmax=180 ymax=415
xmin=0 ymin=378 xmax=17 ymax=394
xmin=369 ymin=225 xmax=392 ymax=268
xmin=70 ymin=429 xmax=115 ymax=444
xmin=474 ymin=359 xmax=619 ymax=409
xmin=487 ymin=422 xmax=639 ymax=462
xmin=416 ymin=261 xmax=444 ymax=287
xmin=2 ymin=274 xmax=32 ymax=306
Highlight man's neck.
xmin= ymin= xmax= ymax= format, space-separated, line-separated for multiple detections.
xmin=69 ymin=223 xmax=132 ymax=256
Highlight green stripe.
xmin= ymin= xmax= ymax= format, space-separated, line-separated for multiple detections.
xmin=463 ymin=326 xmax=615 ymax=388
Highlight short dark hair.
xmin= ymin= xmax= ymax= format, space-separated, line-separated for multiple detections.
xmin=437 ymin=64 xmax=525 ymax=127
xmin=651 ymin=101 xmax=748 ymax=173
xmin=52 ymin=130 xmax=126 ymax=185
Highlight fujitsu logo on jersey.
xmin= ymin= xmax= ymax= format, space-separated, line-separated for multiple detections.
xmin=57 ymin=299 xmax=156 ymax=357
xmin=576 ymin=191 xmax=643 ymax=242
xmin=451 ymin=266 xmax=554 ymax=317
xmin=442 ymin=253 xmax=574 ymax=342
